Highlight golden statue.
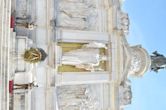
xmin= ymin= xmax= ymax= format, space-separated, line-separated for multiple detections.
xmin=23 ymin=48 xmax=47 ymax=63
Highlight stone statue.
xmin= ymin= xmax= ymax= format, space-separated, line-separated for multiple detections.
xmin=23 ymin=48 xmax=47 ymax=63
xmin=150 ymin=51 xmax=166 ymax=72
xmin=61 ymin=42 xmax=107 ymax=71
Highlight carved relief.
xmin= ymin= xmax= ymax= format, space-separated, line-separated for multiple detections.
xmin=128 ymin=46 xmax=151 ymax=77
xmin=118 ymin=12 xmax=130 ymax=35
xmin=129 ymin=49 xmax=142 ymax=74
xmin=119 ymin=80 xmax=132 ymax=106
xmin=57 ymin=85 xmax=100 ymax=110
xmin=57 ymin=0 xmax=98 ymax=30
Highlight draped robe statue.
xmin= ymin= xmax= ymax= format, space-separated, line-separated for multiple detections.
xmin=61 ymin=42 xmax=107 ymax=71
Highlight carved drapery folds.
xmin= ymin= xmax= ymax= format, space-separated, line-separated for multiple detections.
xmin=61 ymin=42 xmax=107 ymax=71
xmin=57 ymin=0 xmax=98 ymax=30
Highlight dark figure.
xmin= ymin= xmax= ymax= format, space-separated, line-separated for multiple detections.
xmin=151 ymin=66 xmax=165 ymax=73
xmin=152 ymin=51 xmax=164 ymax=57
xmin=150 ymin=51 xmax=166 ymax=73
xmin=16 ymin=15 xmax=32 ymax=21
xmin=14 ymin=81 xmax=38 ymax=90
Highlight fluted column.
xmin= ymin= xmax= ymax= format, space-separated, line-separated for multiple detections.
xmin=0 ymin=0 xmax=11 ymax=110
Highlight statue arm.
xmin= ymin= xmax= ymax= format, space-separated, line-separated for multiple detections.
xmin=153 ymin=68 xmax=158 ymax=73
xmin=152 ymin=51 xmax=163 ymax=56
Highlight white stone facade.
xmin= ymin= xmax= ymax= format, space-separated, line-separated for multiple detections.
xmin=0 ymin=0 xmax=151 ymax=110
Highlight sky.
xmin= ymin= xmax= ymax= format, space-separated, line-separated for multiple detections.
xmin=123 ymin=0 xmax=166 ymax=110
